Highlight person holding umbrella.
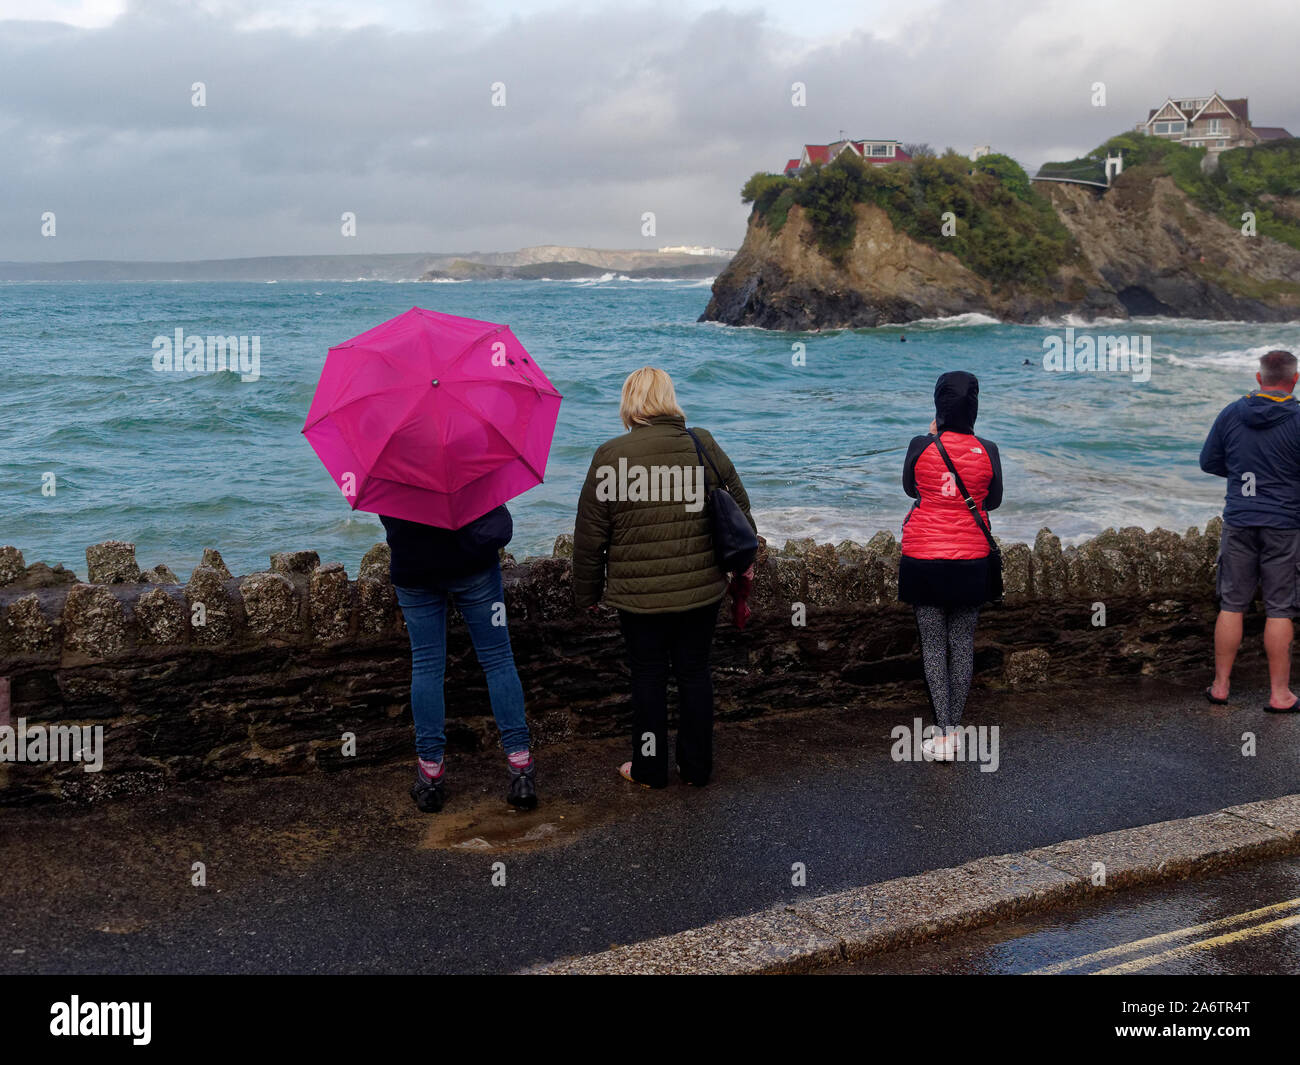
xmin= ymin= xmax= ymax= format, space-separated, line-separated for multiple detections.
xmin=303 ymin=308 xmax=563 ymax=813
xmin=381 ymin=506 xmax=533 ymax=812
xmin=573 ymin=367 xmax=755 ymax=788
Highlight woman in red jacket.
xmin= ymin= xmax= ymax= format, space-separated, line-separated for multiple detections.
xmin=900 ymin=371 xmax=1003 ymax=762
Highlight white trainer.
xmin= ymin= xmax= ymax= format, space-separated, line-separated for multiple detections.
xmin=922 ymin=732 xmax=961 ymax=762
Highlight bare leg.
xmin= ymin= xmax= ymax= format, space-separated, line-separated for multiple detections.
xmin=1263 ymin=617 xmax=1297 ymax=709
xmin=1211 ymin=610 xmax=1242 ymax=701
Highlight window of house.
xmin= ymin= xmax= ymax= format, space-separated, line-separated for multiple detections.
xmin=1209 ymin=118 xmax=1222 ymax=133
xmin=1169 ymin=121 xmax=1184 ymax=132
xmin=870 ymin=144 xmax=891 ymax=156
xmin=1216 ymin=139 xmax=1226 ymax=147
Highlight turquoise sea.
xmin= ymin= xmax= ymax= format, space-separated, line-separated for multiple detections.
xmin=3 ymin=277 xmax=1299 ymax=580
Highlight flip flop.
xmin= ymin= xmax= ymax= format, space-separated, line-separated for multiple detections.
xmin=1263 ymin=701 xmax=1300 ymax=713
xmin=1205 ymin=687 xmax=1229 ymax=705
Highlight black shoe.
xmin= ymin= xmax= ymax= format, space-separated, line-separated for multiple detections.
xmin=507 ymin=760 xmax=538 ymax=809
xmin=410 ymin=768 xmax=446 ymax=813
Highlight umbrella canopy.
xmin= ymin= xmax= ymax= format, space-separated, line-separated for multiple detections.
xmin=303 ymin=307 xmax=562 ymax=529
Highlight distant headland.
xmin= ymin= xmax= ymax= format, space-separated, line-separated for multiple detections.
xmin=0 ymin=246 xmax=733 ymax=284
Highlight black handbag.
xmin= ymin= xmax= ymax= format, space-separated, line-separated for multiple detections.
xmin=932 ymin=434 xmax=1004 ymax=604
xmin=685 ymin=428 xmax=759 ymax=575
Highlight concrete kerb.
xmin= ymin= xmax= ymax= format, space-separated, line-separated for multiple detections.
xmin=528 ymin=793 xmax=1300 ymax=975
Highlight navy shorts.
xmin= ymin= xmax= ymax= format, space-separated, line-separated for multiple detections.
xmin=1216 ymin=524 xmax=1300 ymax=618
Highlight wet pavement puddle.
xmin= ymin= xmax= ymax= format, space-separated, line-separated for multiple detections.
xmin=417 ymin=798 xmax=606 ymax=852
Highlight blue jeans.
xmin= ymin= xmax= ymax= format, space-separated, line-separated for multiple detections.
xmin=394 ymin=562 xmax=530 ymax=763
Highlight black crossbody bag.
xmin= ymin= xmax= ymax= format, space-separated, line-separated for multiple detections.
xmin=932 ymin=434 xmax=1003 ymax=604
xmin=685 ymin=428 xmax=759 ymax=575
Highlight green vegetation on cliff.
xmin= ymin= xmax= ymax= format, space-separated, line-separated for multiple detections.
xmin=1043 ymin=134 xmax=1300 ymax=250
xmin=741 ymin=150 xmax=1074 ymax=284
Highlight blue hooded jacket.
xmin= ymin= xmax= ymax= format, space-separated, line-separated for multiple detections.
xmin=1200 ymin=391 xmax=1300 ymax=528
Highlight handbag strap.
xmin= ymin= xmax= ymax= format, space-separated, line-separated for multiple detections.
xmin=932 ymin=433 xmax=999 ymax=555
xmin=684 ymin=427 xmax=722 ymax=496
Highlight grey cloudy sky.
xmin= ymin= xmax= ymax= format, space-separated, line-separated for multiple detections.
xmin=2 ymin=0 xmax=1297 ymax=260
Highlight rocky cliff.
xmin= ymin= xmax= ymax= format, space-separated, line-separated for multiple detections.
xmin=702 ymin=167 xmax=1300 ymax=330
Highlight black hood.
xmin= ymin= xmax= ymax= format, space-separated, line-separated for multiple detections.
xmin=934 ymin=371 xmax=979 ymax=433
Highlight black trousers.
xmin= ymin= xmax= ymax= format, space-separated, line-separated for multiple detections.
xmin=618 ymin=600 xmax=720 ymax=787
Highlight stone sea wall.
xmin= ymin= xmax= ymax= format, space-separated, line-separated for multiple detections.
xmin=0 ymin=521 xmax=1229 ymax=805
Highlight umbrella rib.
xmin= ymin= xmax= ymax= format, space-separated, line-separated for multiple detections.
xmin=447 ymin=373 xmax=560 ymax=397
xmin=445 ymin=326 xmax=503 ymax=376
xmin=444 ymin=386 xmax=548 ymax=481
xmin=364 ymin=381 xmax=448 ymax=508
xmin=307 ymin=382 xmax=424 ymax=429
xmin=303 ymin=344 xmax=420 ymax=431
xmin=440 ymin=386 xmax=524 ymax=482
xmin=391 ymin=385 xmax=540 ymax=505
xmin=445 ymin=386 xmax=549 ymax=480
xmin=365 ymin=386 xmax=526 ymax=521
xmin=444 ymin=325 xmax=549 ymax=398
xmin=431 ymin=325 xmax=548 ymax=483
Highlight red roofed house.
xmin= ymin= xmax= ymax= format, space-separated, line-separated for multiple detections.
xmin=1136 ymin=93 xmax=1292 ymax=155
xmin=783 ymin=139 xmax=911 ymax=175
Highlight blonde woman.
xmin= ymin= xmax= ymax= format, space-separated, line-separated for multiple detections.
xmin=573 ymin=368 xmax=756 ymax=787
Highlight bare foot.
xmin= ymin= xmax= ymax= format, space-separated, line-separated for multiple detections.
xmin=1208 ymin=681 xmax=1230 ymax=701
xmin=1266 ymin=690 xmax=1298 ymax=710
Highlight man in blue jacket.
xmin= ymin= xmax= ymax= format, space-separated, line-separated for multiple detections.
xmin=1200 ymin=349 xmax=1300 ymax=712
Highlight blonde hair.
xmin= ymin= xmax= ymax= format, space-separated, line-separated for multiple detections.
xmin=620 ymin=367 xmax=685 ymax=429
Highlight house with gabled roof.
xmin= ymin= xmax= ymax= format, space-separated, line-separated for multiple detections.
xmin=1136 ymin=93 xmax=1292 ymax=155
xmin=783 ymin=138 xmax=911 ymax=175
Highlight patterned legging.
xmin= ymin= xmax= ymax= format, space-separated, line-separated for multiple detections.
xmin=914 ymin=605 xmax=980 ymax=731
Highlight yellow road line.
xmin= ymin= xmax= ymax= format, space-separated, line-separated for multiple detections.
xmin=1027 ymin=896 xmax=1300 ymax=975
xmin=1093 ymin=913 xmax=1300 ymax=975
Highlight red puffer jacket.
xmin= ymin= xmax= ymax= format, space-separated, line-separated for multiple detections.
xmin=901 ymin=432 xmax=998 ymax=560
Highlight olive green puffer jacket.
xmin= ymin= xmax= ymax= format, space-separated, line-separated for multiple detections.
xmin=573 ymin=414 xmax=756 ymax=614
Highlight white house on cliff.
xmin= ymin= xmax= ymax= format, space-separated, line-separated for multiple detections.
xmin=1137 ymin=93 xmax=1292 ymax=155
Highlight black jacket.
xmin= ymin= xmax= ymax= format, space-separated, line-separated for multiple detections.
xmin=379 ymin=505 xmax=513 ymax=588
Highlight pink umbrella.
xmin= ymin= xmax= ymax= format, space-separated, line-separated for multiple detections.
xmin=303 ymin=307 xmax=562 ymax=529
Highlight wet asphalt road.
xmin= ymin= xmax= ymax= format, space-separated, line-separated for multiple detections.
xmin=2 ymin=677 xmax=1299 ymax=974
xmin=821 ymin=854 xmax=1300 ymax=975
